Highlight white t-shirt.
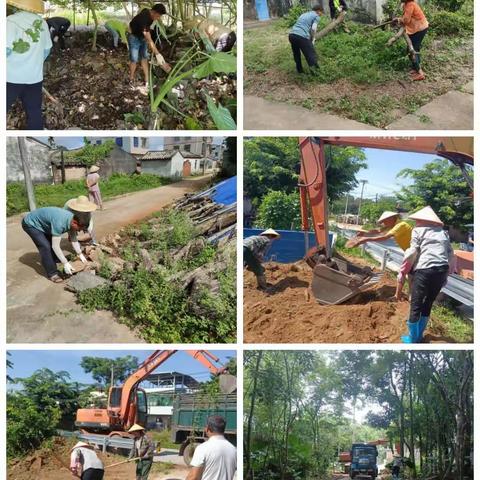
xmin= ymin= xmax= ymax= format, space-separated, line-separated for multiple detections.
xmin=190 ymin=436 xmax=237 ymax=480
xmin=7 ymin=11 xmax=52 ymax=84
xmin=70 ymin=447 xmax=104 ymax=471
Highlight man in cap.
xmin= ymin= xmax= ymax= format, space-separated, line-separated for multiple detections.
xmin=70 ymin=441 xmax=104 ymax=479
xmin=64 ymin=195 xmax=99 ymax=245
xmin=243 ymin=229 xmax=281 ymax=290
xmin=128 ymin=424 xmax=156 ymax=480
xmin=349 ymin=211 xmax=413 ymax=251
xmin=128 ymin=3 xmax=172 ymax=88
xmin=22 ymin=206 xmax=94 ymax=282
xmin=187 ymin=415 xmax=237 ymax=480
xmin=6 ymin=0 xmax=52 ymax=129
xmin=46 ymin=16 xmax=71 ymax=50
xmin=86 ymin=166 xmax=104 ymax=210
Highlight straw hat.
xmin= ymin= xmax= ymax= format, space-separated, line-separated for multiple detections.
xmin=409 ymin=206 xmax=443 ymax=225
xmin=7 ymin=0 xmax=44 ymax=13
xmin=66 ymin=195 xmax=98 ymax=213
xmin=260 ymin=228 xmax=280 ymax=237
xmin=89 ymin=165 xmax=100 ymax=173
xmin=71 ymin=441 xmax=93 ymax=452
xmin=377 ymin=211 xmax=399 ymax=224
xmin=128 ymin=424 xmax=145 ymax=433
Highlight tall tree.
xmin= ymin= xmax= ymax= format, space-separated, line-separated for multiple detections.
xmin=80 ymin=355 xmax=139 ymax=388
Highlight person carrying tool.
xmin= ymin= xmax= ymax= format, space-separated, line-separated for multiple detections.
xmin=243 ymin=229 xmax=281 ymax=290
xmin=104 ymin=19 xmax=128 ymax=49
xmin=391 ymin=454 xmax=403 ymax=480
xmin=128 ymin=424 xmax=155 ymax=480
xmin=329 ymin=0 xmax=348 ymax=19
xmin=64 ymin=195 xmax=99 ymax=245
xmin=288 ymin=5 xmax=323 ymax=74
xmin=22 ymin=206 xmax=93 ymax=282
xmin=187 ymin=415 xmax=237 ymax=480
xmin=86 ymin=166 xmax=104 ymax=210
xmin=6 ymin=0 xmax=52 ymax=129
xmin=70 ymin=441 xmax=105 ymax=480
xmin=399 ymin=206 xmax=454 ymax=343
xmin=128 ymin=3 xmax=172 ymax=88
xmin=348 ymin=211 xmax=412 ymax=251
xmin=395 ymin=0 xmax=428 ymax=81
xmin=46 ymin=16 xmax=71 ymax=50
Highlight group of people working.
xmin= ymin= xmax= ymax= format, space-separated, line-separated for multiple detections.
xmin=6 ymin=0 xmax=236 ymax=129
xmin=244 ymin=206 xmax=453 ymax=344
xmin=289 ymin=0 xmax=428 ymax=81
xmin=70 ymin=416 xmax=236 ymax=480
xmin=22 ymin=165 xmax=103 ymax=283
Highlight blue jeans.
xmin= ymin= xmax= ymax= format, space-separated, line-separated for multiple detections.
xmin=22 ymin=219 xmax=61 ymax=278
xmin=7 ymin=81 xmax=43 ymax=129
xmin=128 ymin=34 xmax=148 ymax=62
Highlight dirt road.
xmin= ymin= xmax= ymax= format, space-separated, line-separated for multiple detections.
xmin=7 ymin=175 xmax=212 ymax=343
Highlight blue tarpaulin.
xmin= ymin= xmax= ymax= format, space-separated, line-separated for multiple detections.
xmin=244 ymin=228 xmax=334 ymax=263
xmin=211 ymin=176 xmax=237 ymax=205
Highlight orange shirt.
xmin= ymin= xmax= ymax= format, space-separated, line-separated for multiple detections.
xmin=402 ymin=2 xmax=428 ymax=35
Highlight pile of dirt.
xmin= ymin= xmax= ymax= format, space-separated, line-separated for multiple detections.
xmin=7 ymin=437 xmax=136 ymax=480
xmin=244 ymin=261 xmax=447 ymax=343
xmin=7 ymin=31 xmax=236 ymax=130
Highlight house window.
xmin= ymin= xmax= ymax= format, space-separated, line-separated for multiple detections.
xmin=141 ymin=138 xmax=148 ymax=148
xmin=133 ymin=137 xmax=139 ymax=147
xmin=115 ymin=138 xmax=123 ymax=147
xmin=184 ymin=144 xmax=191 ymax=152
xmin=173 ymin=145 xmax=180 ymax=151
xmin=96 ymin=140 xmax=102 ymax=145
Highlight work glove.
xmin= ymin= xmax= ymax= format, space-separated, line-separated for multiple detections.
xmin=79 ymin=254 xmax=87 ymax=264
xmin=155 ymin=53 xmax=172 ymax=73
xmin=63 ymin=262 xmax=75 ymax=276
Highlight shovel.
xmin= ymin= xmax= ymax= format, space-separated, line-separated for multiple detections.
xmin=105 ymin=457 xmax=141 ymax=469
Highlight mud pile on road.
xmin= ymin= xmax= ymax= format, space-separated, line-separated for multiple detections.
xmin=7 ymin=437 xmax=136 ymax=480
xmin=244 ymin=261 xmax=447 ymax=344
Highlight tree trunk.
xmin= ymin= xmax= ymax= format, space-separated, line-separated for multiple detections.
xmin=18 ymin=137 xmax=36 ymax=211
xmin=89 ymin=0 xmax=99 ymax=52
xmin=408 ymin=353 xmax=416 ymax=476
xmin=315 ymin=10 xmax=347 ymax=39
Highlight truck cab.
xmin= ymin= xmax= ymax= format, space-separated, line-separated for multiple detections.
xmin=350 ymin=443 xmax=378 ymax=480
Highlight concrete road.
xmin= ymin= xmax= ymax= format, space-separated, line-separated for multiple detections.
xmin=7 ymin=175 xmax=212 ymax=344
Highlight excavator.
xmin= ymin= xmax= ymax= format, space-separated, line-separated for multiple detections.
xmin=75 ymin=350 xmax=236 ymax=437
xmin=298 ymin=136 xmax=473 ymax=305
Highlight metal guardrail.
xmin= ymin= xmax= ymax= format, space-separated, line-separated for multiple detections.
xmin=340 ymin=229 xmax=474 ymax=308
xmin=57 ymin=430 xmax=134 ymax=452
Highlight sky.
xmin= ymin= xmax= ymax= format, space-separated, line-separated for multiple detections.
xmin=347 ymin=148 xmax=438 ymax=199
xmin=7 ymin=350 xmax=235 ymax=386
xmin=34 ymin=137 xmax=225 ymax=151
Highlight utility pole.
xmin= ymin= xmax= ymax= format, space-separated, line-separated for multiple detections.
xmin=357 ymin=180 xmax=367 ymax=225
xmin=18 ymin=137 xmax=36 ymax=211
xmin=110 ymin=364 xmax=114 ymax=387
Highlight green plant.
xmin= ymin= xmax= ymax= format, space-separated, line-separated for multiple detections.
xmin=206 ymin=95 xmax=236 ymax=129
xmin=255 ymin=190 xmax=301 ymax=230
xmin=283 ymin=4 xmax=309 ymax=28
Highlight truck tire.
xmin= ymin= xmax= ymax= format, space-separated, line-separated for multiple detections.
xmin=183 ymin=442 xmax=201 ymax=465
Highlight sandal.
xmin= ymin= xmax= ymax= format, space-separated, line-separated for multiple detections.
xmin=49 ymin=274 xmax=64 ymax=283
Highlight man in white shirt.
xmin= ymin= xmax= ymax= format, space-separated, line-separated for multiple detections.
xmin=187 ymin=415 xmax=237 ymax=480
xmin=7 ymin=0 xmax=52 ymax=129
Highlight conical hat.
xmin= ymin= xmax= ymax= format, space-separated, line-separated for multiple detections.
xmin=260 ymin=228 xmax=280 ymax=237
xmin=377 ymin=211 xmax=399 ymax=223
xmin=71 ymin=441 xmax=93 ymax=452
xmin=7 ymin=0 xmax=44 ymax=13
xmin=409 ymin=206 xmax=443 ymax=225
xmin=89 ymin=165 xmax=100 ymax=173
xmin=66 ymin=195 xmax=97 ymax=212
xmin=128 ymin=424 xmax=145 ymax=433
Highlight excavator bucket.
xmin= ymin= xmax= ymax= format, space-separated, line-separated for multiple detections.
xmin=310 ymin=256 xmax=382 ymax=305
xmin=219 ymin=373 xmax=237 ymax=394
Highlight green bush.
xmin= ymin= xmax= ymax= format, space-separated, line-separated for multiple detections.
xmin=430 ymin=10 xmax=473 ymax=35
xmin=7 ymin=393 xmax=61 ymax=458
xmin=283 ymin=4 xmax=309 ymax=28
xmin=255 ymin=190 xmax=301 ymax=230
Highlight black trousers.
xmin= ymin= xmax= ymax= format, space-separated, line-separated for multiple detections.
xmin=409 ymin=265 xmax=449 ymax=323
xmin=7 ymin=81 xmax=43 ymax=130
xmin=408 ymin=27 xmax=428 ymax=71
xmin=22 ymin=219 xmax=61 ymax=278
xmin=81 ymin=468 xmax=104 ymax=480
xmin=288 ymin=33 xmax=318 ymax=73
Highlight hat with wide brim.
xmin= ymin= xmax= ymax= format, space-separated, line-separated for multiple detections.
xmin=377 ymin=211 xmax=399 ymax=223
xmin=260 ymin=228 xmax=280 ymax=237
xmin=71 ymin=441 xmax=93 ymax=452
xmin=89 ymin=165 xmax=100 ymax=173
xmin=128 ymin=424 xmax=145 ymax=433
xmin=66 ymin=195 xmax=98 ymax=212
xmin=7 ymin=0 xmax=44 ymax=13
xmin=408 ymin=206 xmax=443 ymax=225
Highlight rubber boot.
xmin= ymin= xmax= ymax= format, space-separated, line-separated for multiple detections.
xmin=418 ymin=315 xmax=429 ymax=342
xmin=257 ymin=275 xmax=268 ymax=290
xmin=401 ymin=321 xmax=421 ymax=343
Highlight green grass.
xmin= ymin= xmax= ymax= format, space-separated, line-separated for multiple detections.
xmin=431 ymin=304 xmax=473 ymax=342
xmin=7 ymin=173 xmax=172 ymax=216
xmin=150 ymin=429 xmax=178 ymax=450
xmin=334 ymin=234 xmax=379 ymax=266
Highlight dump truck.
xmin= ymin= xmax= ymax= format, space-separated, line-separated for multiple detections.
xmin=171 ymin=392 xmax=237 ymax=465
xmin=350 ymin=443 xmax=378 ymax=480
